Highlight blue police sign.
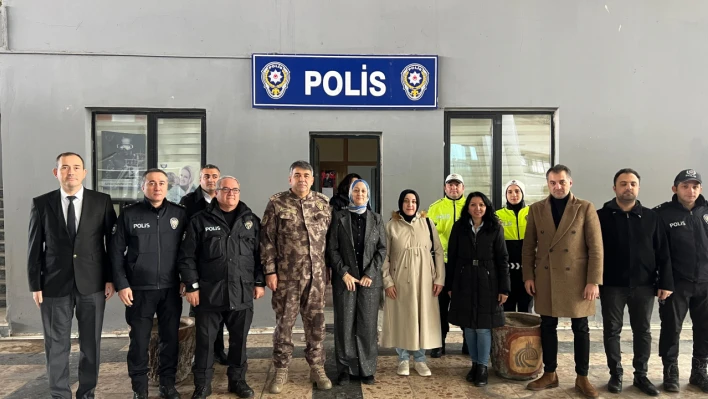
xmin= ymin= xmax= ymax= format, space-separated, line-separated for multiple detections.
xmin=252 ymin=54 xmax=438 ymax=109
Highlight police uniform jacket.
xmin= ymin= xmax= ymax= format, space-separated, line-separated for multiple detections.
xmin=597 ymin=198 xmax=673 ymax=290
xmin=110 ymin=198 xmax=188 ymax=292
xmin=178 ymin=201 xmax=265 ymax=312
xmin=655 ymin=194 xmax=708 ymax=284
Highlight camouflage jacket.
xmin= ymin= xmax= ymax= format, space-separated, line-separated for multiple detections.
xmin=260 ymin=190 xmax=332 ymax=281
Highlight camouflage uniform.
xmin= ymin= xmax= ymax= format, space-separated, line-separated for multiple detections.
xmin=260 ymin=190 xmax=332 ymax=368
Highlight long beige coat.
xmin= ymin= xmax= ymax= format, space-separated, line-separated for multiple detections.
xmin=381 ymin=211 xmax=446 ymax=350
xmin=521 ymin=194 xmax=603 ymax=318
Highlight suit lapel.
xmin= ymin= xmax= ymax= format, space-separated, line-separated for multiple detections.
xmin=75 ymin=189 xmax=90 ymax=238
xmin=47 ymin=190 xmax=69 ymax=235
xmin=542 ymin=197 xmax=557 ymax=237
xmin=340 ymin=212 xmax=355 ymax=248
xmin=551 ymin=194 xmax=580 ymax=247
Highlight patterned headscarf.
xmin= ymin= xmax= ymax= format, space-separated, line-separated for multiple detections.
xmin=348 ymin=179 xmax=370 ymax=215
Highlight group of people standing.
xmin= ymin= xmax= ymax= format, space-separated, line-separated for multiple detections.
xmin=26 ymin=151 xmax=708 ymax=399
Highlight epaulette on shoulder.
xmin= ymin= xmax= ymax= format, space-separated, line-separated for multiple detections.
xmin=166 ymin=200 xmax=185 ymax=208
xmin=124 ymin=202 xmax=140 ymax=209
xmin=314 ymin=192 xmax=330 ymax=202
xmin=653 ymin=203 xmax=665 ymax=210
xmin=269 ymin=191 xmax=287 ymax=201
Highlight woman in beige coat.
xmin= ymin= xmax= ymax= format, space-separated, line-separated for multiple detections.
xmin=382 ymin=189 xmax=445 ymax=377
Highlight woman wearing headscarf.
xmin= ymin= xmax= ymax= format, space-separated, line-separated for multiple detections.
xmin=447 ymin=192 xmax=510 ymax=387
xmin=329 ymin=173 xmax=363 ymax=211
xmin=495 ymin=180 xmax=533 ymax=313
xmin=327 ymin=179 xmax=387 ymax=385
xmin=381 ymin=189 xmax=445 ymax=377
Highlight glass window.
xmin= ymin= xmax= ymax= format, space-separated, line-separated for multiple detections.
xmin=157 ymin=118 xmax=203 ymax=204
xmin=449 ymin=118 xmax=493 ymax=198
xmin=446 ymin=111 xmax=554 ymax=209
xmin=95 ymin=114 xmax=148 ymax=202
xmin=501 ymin=114 xmax=552 ymax=205
xmin=93 ymin=111 xmax=205 ymax=207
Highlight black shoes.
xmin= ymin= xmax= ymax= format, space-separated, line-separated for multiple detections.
xmin=633 ymin=376 xmax=659 ymax=396
xmin=191 ymin=385 xmax=212 ymax=399
xmin=689 ymin=357 xmax=708 ymax=393
xmin=474 ymin=365 xmax=489 ymax=387
xmin=159 ymin=385 xmax=180 ymax=399
xmin=663 ymin=363 xmax=680 ymax=392
xmin=430 ymin=346 xmax=444 ymax=358
xmin=337 ymin=372 xmax=350 ymax=385
xmin=228 ymin=380 xmax=255 ymax=398
xmin=607 ymin=374 xmax=623 ymax=393
xmin=133 ymin=392 xmax=148 ymax=399
xmin=466 ymin=363 xmax=478 ymax=383
xmin=361 ymin=375 xmax=376 ymax=385
xmin=214 ymin=351 xmax=229 ymax=366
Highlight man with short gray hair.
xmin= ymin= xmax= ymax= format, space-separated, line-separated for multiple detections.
xmin=178 ymin=176 xmax=265 ymax=398
xmin=261 ymin=160 xmax=333 ymax=393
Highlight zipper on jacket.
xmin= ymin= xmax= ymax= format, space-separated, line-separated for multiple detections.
xmin=453 ymin=199 xmax=457 ymax=223
xmin=515 ymin=211 xmax=521 ymax=240
xmin=156 ymin=212 xmax=161 ymax=289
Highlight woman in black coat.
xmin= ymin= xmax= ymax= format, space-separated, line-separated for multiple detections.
xmin=447 ymin=192 xmax=510 ymax=387
xmin=327 ymin=179 xmax=387 ymax=386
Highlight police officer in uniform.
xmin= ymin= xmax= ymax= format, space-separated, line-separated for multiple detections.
xmin=655 ymin=169 xmax=708 ymax=393
xmin=261 ymin=160 xmax=333 ymax=394
xmin=110 ymin=169 xmax=187 ymax=399
xmin=427 ymin=173 xmax=467 ymax=357
xmin=178 ymin=176 xmax=265 ymax=399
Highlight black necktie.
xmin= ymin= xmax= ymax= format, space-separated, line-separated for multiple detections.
xmin=67 ymin=196 xmax=77 ymax=243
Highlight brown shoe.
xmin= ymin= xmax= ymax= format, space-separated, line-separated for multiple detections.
xmin=575 ymin=375 xmax=599 ymax=398
xmin=527 ymin=372 xmax=559 ymax=391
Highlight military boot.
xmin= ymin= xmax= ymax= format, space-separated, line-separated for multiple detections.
xmin=268 ymin=368 xmax=288 ymax=394
xmin=689 ymin=357 xmax=708 ymax=393
xmin=310 ymin=365 xmax=332 ymax=390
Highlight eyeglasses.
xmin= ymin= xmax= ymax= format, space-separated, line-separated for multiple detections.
xmin=218 ymin=188 xmax=240 ymax=194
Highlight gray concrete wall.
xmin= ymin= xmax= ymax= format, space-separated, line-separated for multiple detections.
xmin=2 ymin=0 xmax=707 ymax=333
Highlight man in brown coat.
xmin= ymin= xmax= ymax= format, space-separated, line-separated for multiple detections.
xmin=522 ymin=164 xmax=604 ymax=398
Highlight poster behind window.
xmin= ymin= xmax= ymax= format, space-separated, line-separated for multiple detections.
xmin=99 ymin=131 xmax=147 ymax=201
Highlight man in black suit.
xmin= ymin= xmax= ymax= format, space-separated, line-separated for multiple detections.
xmin=27 ymin=152 xmax=117 ymax=399
xmin=179 ymin=164 xmax=230 ymax=364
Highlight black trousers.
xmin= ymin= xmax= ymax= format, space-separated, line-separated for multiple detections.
xmin=540 ymin=316 xmax=590 ymax=376
xmin=125 ymin=287 xmax=182 ymax=393
xmin=190 ymin=304 xmax=226 ymax=354
xmin=600 ymin=285 xmax=654 ymax=377
xmin=41 ymin=287 xmax=105 ymax=399
xmin=193 ymin=307 xmax=254 ymax=386
xmin=659 ymin=279 xmax=708 ymax=363
xmin=503 ymin=269 xmax=533 ymax=313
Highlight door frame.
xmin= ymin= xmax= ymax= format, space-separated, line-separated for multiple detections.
xmin=309 ymin=132 xmax=382 ymax=213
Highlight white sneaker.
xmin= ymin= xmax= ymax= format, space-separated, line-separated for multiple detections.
xmin=397 ymin=360 xmax=410 ymax=376
xmin=414 ymin=361 xmax=432 ymax=377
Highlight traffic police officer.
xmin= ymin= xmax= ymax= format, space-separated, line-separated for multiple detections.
xmin=656 ymin=169 xmax=708 ymax=393
xmin=427 ymin=173 xmax=467 ymax=357
xmin=110 ymin=169 xmax=187 ymax=399
xmin=261 ymin=160 xmax=333 ymax=394
xmin=178 ymin=176 xmax=265 ymax=399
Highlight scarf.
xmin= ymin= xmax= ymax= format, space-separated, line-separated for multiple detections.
xmin=347 ymin=179 xmax=370 ymax=215
xmin=398 ymin=189 xmax=419 ymax=223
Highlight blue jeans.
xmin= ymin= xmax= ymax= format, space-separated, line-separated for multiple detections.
xmin=396 ymin=348 xmax=426 ymax=362
xmin=464 ymin=328 xmax=492 ymax=366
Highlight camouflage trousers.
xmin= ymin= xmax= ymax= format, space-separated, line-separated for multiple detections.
xmin=271 ymin=277 xmax=326 ymax=368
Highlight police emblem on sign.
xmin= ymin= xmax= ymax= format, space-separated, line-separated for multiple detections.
xmin=261 ymin=61 xmax=291 ymax=100
xmin=401 ymin=63 xmax=430 ymax=101
xmin=170 ymin=217 xmax=179 ymax=230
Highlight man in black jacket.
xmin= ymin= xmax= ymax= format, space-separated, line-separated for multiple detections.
xmin=655 ymin=169 xmax=708 ymax=393
xmin=178 ymin=176 xmax=265 ymax=399
xmin=179 ymin=164 xmax=230 ymax=365
xmin=28 ymin=152 xmax=117 ymax=399
xmin=597 ymin=168 xmax=673 ymax=396
xmin=110 ymin=169 xmax=188 ymax=399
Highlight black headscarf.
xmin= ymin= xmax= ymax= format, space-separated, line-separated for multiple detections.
xmin=398 ymin=189 xmax=419 ymax=223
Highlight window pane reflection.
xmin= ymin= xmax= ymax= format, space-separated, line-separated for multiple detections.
xmin=450 ymin=118 xmax=493 ymax=200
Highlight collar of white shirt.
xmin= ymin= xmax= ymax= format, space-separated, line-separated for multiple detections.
xmin=203 ymin=190 xmax=213 ymax=204
xmin=60 ymin=185 xmax=85 ymax=202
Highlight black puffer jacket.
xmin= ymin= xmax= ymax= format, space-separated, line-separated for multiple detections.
xmin=447 ymin=220 xmax=510 ymax=329
xmin=110 ymin=199 xmax=188 ymax=291
xmin=597 ymin=199 xmax=673 ymax=290
xmin=178 ymin=201 xmax=265 ymax=311
xmin=655 ymin=194 xmax=708 ymax=284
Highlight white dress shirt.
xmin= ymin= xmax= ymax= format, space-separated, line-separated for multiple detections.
xmin=203 ymin=190 xmax=213 ymax=204
xmin=60 ymin=186 xmax=84 ymax=229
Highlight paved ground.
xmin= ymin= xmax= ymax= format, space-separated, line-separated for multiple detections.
xmin=0 ymin=328 xmax=703 ymax=399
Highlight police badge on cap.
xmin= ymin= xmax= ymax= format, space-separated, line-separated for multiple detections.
xmin=674 ymin=169 xmax=703 ymax=186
